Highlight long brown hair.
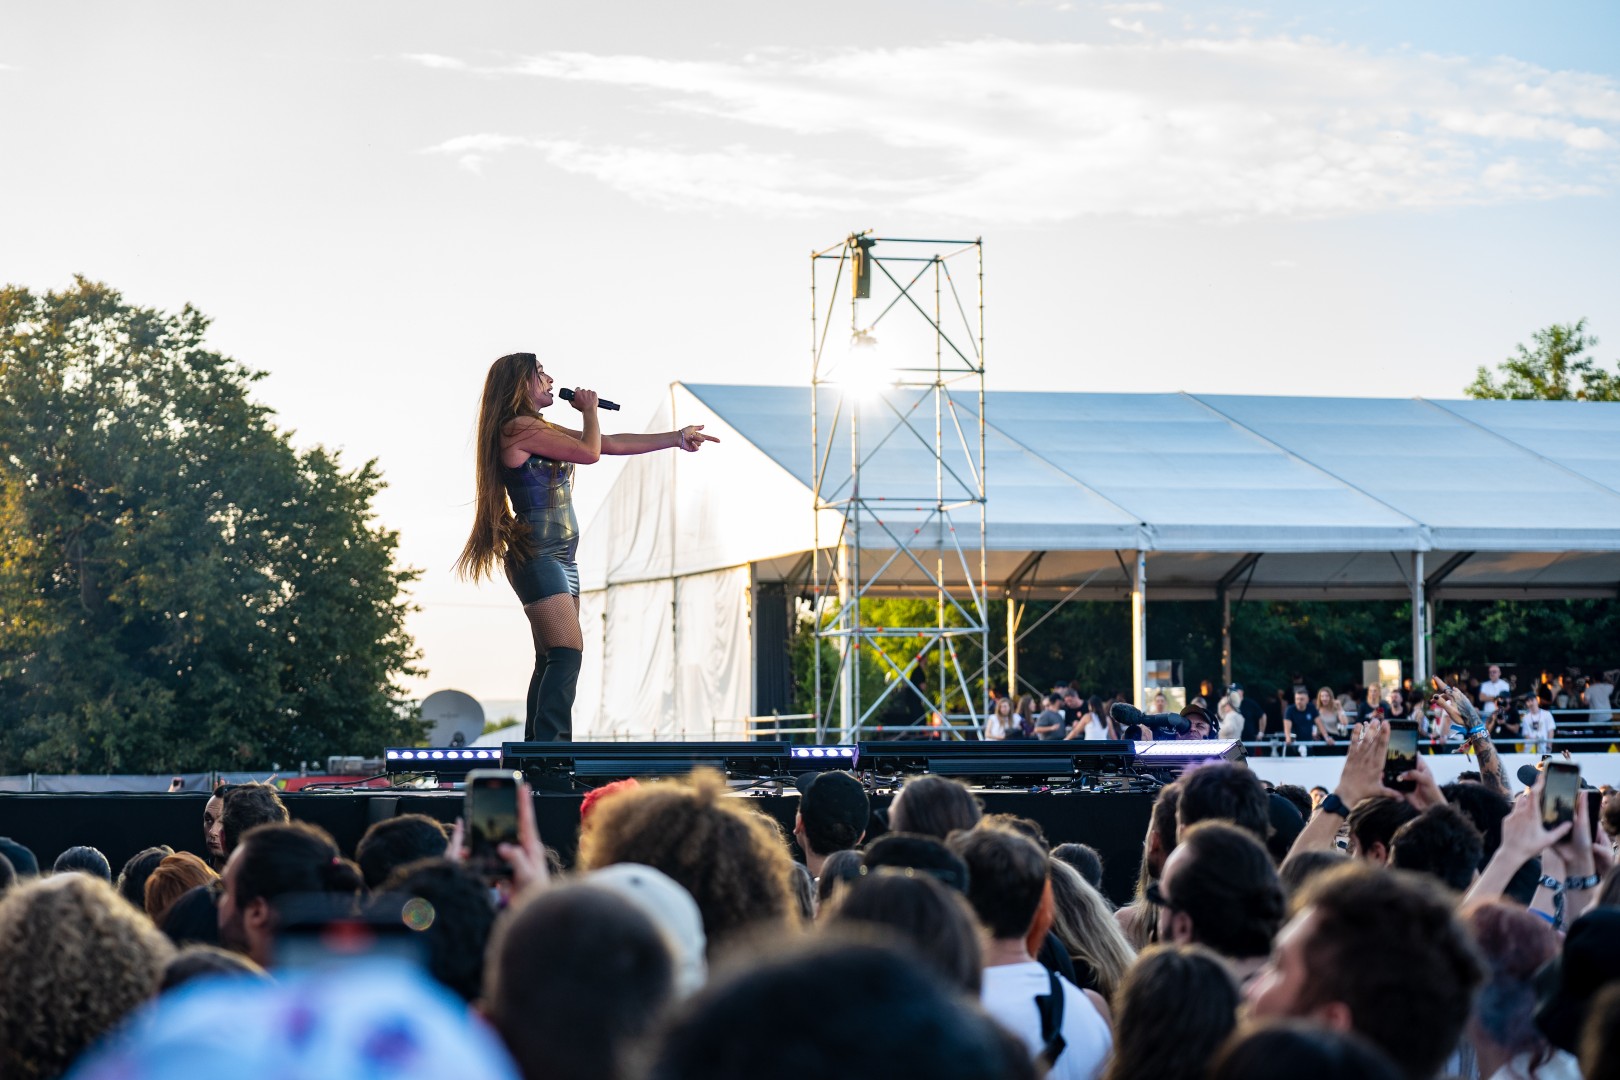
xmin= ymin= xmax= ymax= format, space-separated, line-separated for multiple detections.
xmin=456 ymin=352 xmax=540 ymax=581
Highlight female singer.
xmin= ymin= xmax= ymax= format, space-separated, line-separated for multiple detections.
xmin=455 ymin=353 xmax=718 ymax=741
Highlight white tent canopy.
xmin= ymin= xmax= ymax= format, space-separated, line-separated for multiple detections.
xmin=570 ymin=385 xmax=1620 ymax=738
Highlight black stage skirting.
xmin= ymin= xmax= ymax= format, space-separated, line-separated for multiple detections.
xmin=0 ymin=789 xmax=1154 ymax=905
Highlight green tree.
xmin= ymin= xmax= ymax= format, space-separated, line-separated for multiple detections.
xmin=0 ymin=278 xmax=425 ymax=773
xmin=1467 ymin=319 xmax=1620 ymax=401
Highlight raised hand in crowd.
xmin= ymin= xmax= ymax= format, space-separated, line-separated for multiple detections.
xmin=1464 ymin=773 xmax=1571 ymax=908
xmin=448 ymin=779 xmax=551 ymax=898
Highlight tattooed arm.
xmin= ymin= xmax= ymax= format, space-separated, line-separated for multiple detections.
xmin=1443 ymin=685 xmax=1511 ymax=796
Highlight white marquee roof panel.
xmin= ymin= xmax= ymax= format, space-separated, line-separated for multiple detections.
xmin=579 ymin=385 xmax=1620 ymax=596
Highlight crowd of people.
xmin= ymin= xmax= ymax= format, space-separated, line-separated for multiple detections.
xmin=1 ymin=683 xmax=1619 ymax=1080
xmin=983 ymin=664 xmax=1617 ymax=752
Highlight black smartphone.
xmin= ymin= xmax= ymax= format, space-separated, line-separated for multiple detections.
xmin=1588 ymin=789 xmax=1605 ymax=843
xmin=1384 ymin=720 xmax=1419 ymax=793
xmin=465 ymin=769 xmax=521 ymax=880
xmin=1541 ymin=761 xmax=1580 ymax=830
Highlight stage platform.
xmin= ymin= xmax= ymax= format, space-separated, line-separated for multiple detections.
xmin=0 ymin=788 xmax=1154 ymax=905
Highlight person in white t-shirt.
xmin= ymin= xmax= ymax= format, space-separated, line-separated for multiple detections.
xmin=1520 ymin=696 xmax=1555 ymax=754
xmin=1478 ymin=665 xmax=1511 ymax=716
xmin=949 ymin=826 xmax=1113 ymax=1080
xmin=1583 ymin=671 xmax=1614 ymax=726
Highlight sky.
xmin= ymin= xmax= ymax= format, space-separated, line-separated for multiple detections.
xmin=3 ymin=0 xmax=1618 ymax=706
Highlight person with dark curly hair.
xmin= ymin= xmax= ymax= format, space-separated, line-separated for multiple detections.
xmin=577 ymin=768 xmax=797 ymax=956
xmin=376 ymin=858 xmax=496 ymax=1004
xmin=1389 ymin=804 xmax=1486 ymax=892
xmin=355 ymin=813 xmax=449 ymax=890
xmin=220 ymin=782 xmax=289 ymax=858
xmin=1100 ymin=944 xmax=1240 ymax=1080
xmin=1155 ymin=821 xmax=1286 ymax=987
xmin=0 ymin=873 xmax=174 ymax=1080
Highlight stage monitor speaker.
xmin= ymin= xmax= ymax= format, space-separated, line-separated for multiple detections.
xmin=502 ymin=741 xmax=793 ymax=783
xmin=856 ymin=740 xmax=1135 ymax=784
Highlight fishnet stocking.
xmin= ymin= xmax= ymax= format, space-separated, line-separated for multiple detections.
xmin=523 ymin=594 xmax=582 ymax=654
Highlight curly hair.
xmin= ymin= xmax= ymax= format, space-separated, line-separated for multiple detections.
xmin=577 ymin=768 xmax=797 ymax=955
xmin=0 ymin=874 xmax=174 ymax=1080
xmin=220 ymin=782 xmax=289 ymax=855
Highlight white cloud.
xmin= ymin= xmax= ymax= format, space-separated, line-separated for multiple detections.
xmin=406 ymin=37 xmax=1620 ymax=221
xmin=402 ymin=53 xmax=468 ymax=71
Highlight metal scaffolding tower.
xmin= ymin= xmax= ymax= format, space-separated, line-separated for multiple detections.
xmin=809 ymin=232 xmax=988 ymax=743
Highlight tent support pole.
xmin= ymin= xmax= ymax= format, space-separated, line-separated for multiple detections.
xmin=1006 ymin=594 xmax=1020 ymax=698
xmin=1132 ymin=550 xmax=1147 ymax=708
xmin=1220 ymin=589 xmax=1232 ymax=688
xmin=1411 ymin=551 xmax=1427 ymax=689
xmin=1214 ymin=553 xmax=1259 ymax=690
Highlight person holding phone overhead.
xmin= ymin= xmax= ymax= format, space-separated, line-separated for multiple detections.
xmin=455 ymin=353 xmax=718 ymax=741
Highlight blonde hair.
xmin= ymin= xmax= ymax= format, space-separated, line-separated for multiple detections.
xmin=454 ymin=352 xmax=542 ymax=581
xmin=1048 ymin=858 xmax=1136 ymax=1000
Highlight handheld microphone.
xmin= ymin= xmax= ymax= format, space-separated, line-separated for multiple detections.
xmin=558 ymin=388 xmax=621 ymax=411
xmin=1111 ymin=701 xmax=1191 ymax=735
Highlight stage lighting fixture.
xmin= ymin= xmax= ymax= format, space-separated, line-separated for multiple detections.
xmin=384 ymin=746 xmax=502 ymax=780
xmin=852 ymin=234 xmax=875 ymax=299
xmin=1129 ymin=739 xmax=1245 ymax=779
xmin=788 ymin=745 xmax=858 ymax=771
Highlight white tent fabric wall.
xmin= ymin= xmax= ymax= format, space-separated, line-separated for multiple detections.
xmin=673 ymin=567 xmax=752 ymax=740
xmin=574 ymin=385 xmax=803 ymax=737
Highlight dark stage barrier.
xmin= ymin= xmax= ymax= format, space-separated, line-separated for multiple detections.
xmin=0 ymin=788 xmax=1154 ymax=905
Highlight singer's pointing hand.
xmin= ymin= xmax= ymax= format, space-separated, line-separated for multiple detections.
xmin=568 ymin=388 xmax=598 ymax=412
xmin=679 ymin=424 xmax=720 ymax=452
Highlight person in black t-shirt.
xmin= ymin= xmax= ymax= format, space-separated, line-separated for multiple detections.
xmin=1281 ymin=687 xmax=1314 ymax=751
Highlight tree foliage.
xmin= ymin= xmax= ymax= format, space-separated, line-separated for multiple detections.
xmin=0 ymin=278 xmax=425 ymax=773
xmin=1467 ymin=319 xmax=1620 ymax=401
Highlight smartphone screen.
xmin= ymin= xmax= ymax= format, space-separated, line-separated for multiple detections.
xmin=465 ymin=769 xmax=521 ymax=880
xmin=1541 ymin=762 xmax=1580 ymax=830
xmin=1384 ymin=720 xmax=1419 ymax=793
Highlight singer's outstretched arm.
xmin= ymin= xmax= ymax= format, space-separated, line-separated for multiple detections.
xmin=549 ymin=424 xmax=720 ymax=455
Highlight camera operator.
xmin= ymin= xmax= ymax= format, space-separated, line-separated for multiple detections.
xmin=1487 ymin=694 xmax=1519 ymax=739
